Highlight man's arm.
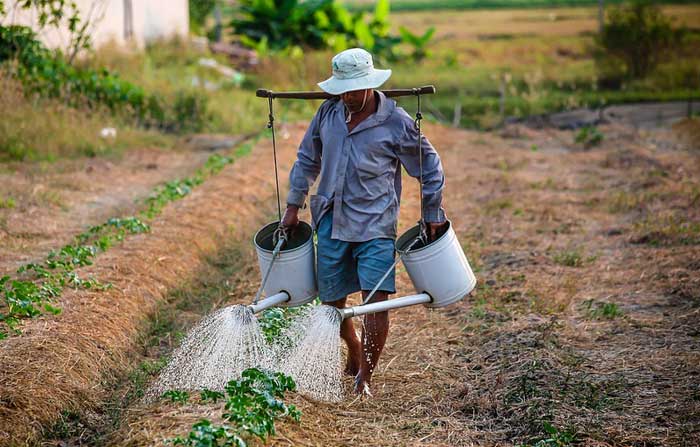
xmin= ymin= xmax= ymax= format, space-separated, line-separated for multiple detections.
xmin=282 ymin=106 xmax=324 ymax=227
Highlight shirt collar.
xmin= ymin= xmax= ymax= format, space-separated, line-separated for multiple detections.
xmin=335 ymin=90 xmax=395 ymax=136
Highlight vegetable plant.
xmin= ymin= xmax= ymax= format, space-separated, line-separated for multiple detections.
xmin=172 ymin=368 xmax=301 ymax=447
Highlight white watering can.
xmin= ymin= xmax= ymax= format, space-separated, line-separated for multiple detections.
xmin=249 ymin=220 xmax=317 ymax=313
xmin=337 ymin=220 xmax=476 ymax=319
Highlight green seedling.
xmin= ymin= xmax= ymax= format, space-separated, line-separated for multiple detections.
xmin=162 ymin=390 xmax=190 ymax=403
xmin=583 ymin=300 xmax=623 ymax=320
xmin=0 ymin=197 xmax=16 ymax=208
xmin=173 ymin=368 xmax=301 ymax=447
xmin=200 ymin=389 xmax=225 ymax=403
xmin=173 ymin=419 xmax=244 ymax=447
xmin=574 ymin=126 xmax=603 ymax=149
xmin=1 ymin=152 xmax=237 ymax=339
xmin=520 ymin=422 xmax=578 ymax=447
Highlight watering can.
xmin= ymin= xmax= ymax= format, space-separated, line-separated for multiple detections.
xmin=249 ymin=220 xmax=476 ymax=318
xmin=248 ymin=220 xmax=318 ymax=313
xmin=337 ymin=220 xmax=476 ymax=319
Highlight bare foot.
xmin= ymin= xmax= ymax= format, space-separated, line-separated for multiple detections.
xmin=353 ymin=374 xmax=372 ymax=397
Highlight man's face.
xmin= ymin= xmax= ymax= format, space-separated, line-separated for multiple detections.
xmin=341 ymin=89 xmax=372 ymax=112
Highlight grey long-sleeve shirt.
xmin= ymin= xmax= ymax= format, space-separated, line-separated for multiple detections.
xmin=286 ymin=91 xmax=445 ymax=242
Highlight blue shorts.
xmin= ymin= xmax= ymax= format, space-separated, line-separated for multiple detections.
xmin=316 ymin=212 xmax=396 ymax=303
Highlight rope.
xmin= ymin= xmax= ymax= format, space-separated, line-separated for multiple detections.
xmin=253 ymin=235 xmax=286 ymax=305
xmin=414 ymin=89 xmax=427 ymax=242
xmin=361 ymin=235 xmax=422 ymax=305
xmin=267 ymin=95 xmax=282 ymax=223
xmin=254 ymin=93 xmax=286 ymax=305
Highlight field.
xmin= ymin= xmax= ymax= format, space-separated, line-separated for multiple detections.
xmin=1 ymin=2 xmax=700 ymax=446
xmin=2 ymin=117 xmax=699 ymax=444
xmin=242 ymin=4 xmax=700 ymax=128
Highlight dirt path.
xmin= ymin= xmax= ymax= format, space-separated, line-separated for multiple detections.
xmin=0 ymin=140 xmax=245 ymax=276
xmin=1 ymin=120 xmax=698 ymax=446
xmin=526 ymin=100 xmax=700 ymax=130
xmin=102 ymin=122 xmax=699 ymax=446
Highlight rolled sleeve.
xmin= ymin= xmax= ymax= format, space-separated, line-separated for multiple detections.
xmin=395 ymin=115 xmax=446 ymax=223
xmin=286 ymin=107 xmax=324 ymax=208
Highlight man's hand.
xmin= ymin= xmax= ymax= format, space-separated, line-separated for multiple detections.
xmin=281 ymin=205 xmax=300 ymax=230
xmin=427 ymin=221 xmax=448 ymax=243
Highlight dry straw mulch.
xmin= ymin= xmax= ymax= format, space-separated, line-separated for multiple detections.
xmin=0 ymin=125 xmax=303 ymax=445
xmin=113 ymin=122 xmax=699 ymax=446
xmin=2 ymin=120 xmax=699 ymax=446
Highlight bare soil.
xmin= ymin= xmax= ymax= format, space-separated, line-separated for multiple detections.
xmin=1 ymin=120 xmax=698 ymax=446
xmin=0 ymin=146 xmax=214 ymax=275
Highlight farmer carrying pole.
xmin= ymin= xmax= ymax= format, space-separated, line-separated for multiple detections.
xmin=281 ymin=48 xmax=448 ymax=396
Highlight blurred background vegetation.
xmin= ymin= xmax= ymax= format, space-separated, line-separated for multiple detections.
xmin=1 ymin=0 xmax=699 ymax=162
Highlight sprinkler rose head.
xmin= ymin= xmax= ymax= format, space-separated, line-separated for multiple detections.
xmin=329 ymin=306 xmax=344 ymax=322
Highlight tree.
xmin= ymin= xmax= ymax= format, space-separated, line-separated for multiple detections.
xmin=597 ymin=0 xmax=682 ymax=79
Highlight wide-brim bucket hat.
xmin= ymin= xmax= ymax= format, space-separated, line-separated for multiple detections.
xmin=318 ymin=48 xmax=391 ymax=95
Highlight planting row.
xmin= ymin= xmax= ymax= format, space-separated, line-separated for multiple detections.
xmin=0 ymin=150 xmax=249 ymax=339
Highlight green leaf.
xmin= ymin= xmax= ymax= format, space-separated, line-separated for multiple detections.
xmin=373 ymin=0 xmax=390 ymax=25
xmin=420 ymin=27 xmax=436 ymax=46
xmin=43 ymin=303 xmax=62 ymax=315
xmin=353 ymin=19 xmax=374 ymax=51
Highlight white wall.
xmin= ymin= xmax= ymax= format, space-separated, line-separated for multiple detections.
xmin=2 ymin=0 xmax=189 ymax=50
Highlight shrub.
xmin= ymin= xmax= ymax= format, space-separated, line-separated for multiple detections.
xmin=574 ymin=126 xmax=604 ymax=149
xmin=0 ymin=25 xmax=210 ymax=133
xmin=230 ymin=0 xmax=428 ymax=62
xmin=596 ymin=1 xmax=683 ymax=79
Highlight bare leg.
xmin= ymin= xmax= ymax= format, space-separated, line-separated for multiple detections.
xmin=327 ymin=297 xmax=362 ymax=376
xmin=355 ymin=290 xmax=389 ymax=394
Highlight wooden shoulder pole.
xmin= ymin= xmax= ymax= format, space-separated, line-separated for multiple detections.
xmin=256 ymin=85 xmax=436 ymax=100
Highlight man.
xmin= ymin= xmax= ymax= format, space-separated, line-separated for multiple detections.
xmin=281 ymin=48 xmax=447 ymax=396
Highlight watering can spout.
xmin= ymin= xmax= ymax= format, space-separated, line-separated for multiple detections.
xmin=337 ymin=293 xmax=432 ymax=320
xmin=248 ymin=291 xmax=290 ymax=314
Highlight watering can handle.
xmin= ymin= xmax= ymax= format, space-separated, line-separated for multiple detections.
xmin=361 ymin=235 xmax=423 ymax=305
xmin=252 ymin=234 xmax=286 ymax=305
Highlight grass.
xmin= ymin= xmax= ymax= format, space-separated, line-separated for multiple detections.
xmin=0 ymin=72 xmax=173 ymax=162
xmin=458 ymin=317 xmax=628 ymax=443
xmin=484 ymin=197 xmax=513 ymax=213
xmin=360 ymin=5 xmax=700 ymax=128
xmin=552 ymin=249 xmax=584 ymax=267
xmin=87 ymin=40 xmax=317 ymax=137
xmin=582 ymin=299 xmax=623 ymax=320
xmin=632 ymin=211 xmax=700 ymax=246
xmin=5 ymin=5 xmax=699 ymax=163
xmin=606 ymin=190 xmax=657 ymax=213
xmin=39 ymin=232 xmax=252 ymax=444
xmin=0 ymin=196 xmax=15 ymax=208
xmin=0 ymin=146 xmax=242 ymax=338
